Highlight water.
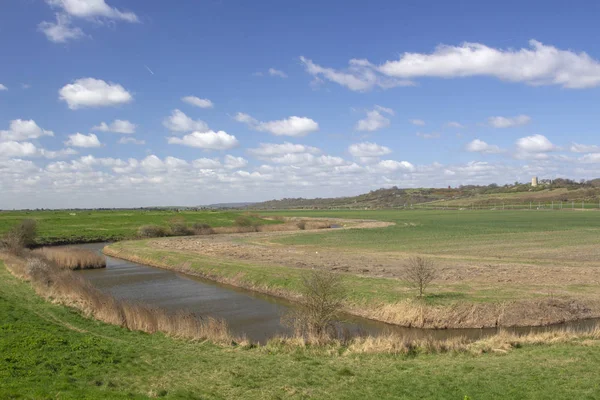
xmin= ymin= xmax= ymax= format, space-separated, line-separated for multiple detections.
xmin=76 ymin=243 xmax=599 ymax=343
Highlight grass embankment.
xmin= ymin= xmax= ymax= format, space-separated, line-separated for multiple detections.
xmin=3 ymin=259 xmax=600 ymax=398
xmin=0 ymin=210 xmax=276 ymax=245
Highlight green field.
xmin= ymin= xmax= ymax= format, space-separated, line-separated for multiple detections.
xmin=0 ymin=210 xmax=273 ymax=245
xmin=3 ymin=259 xmax=600 ymax=399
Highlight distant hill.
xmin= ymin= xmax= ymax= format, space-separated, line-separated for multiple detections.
xmin=249 ymin=179 xmax=600 ymax=210
xmin=203 ymin=202 xmax=257 ymax=209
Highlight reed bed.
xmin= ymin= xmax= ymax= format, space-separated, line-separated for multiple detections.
xmin=32 ymin=247 xmax=106 ymax=270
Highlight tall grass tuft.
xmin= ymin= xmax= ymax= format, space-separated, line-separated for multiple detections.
xmin=33 ymin=247 xmax=106 ymax=270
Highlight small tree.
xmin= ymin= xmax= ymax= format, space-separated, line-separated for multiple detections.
xmin=405 ymin=256 xmax=436 ymax=298
xmin=2 ymin=219 xmax=37 ymax=253
xmin=285 ymin=270 xmax=346 ymax=339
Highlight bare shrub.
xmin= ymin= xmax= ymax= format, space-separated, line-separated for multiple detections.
xmin=284 ymin=270 xmax=347 ymax=342
xmin=138 ymin=225 xmax=169 ymax=238
xmin=234 ymin=215 xmax=259 ymax=232
xmin=296 ymin=221 xmax=307 ymax=230
xmin=168 ymin=217 xmax=194 ymax=236
xmin=192 ymin=223 xmax=215 ymax=235
xmin=1 ymin=219 xmax=37 ymax=253
xmin=33 ymin=247 xmax=106 ymax=270
xmin=405 ymin=256 xmax=437 ymax=298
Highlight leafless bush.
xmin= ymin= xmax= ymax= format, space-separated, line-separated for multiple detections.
xmin=405 ymin=256 xmax=437 ymax=298
xmin=234 ymin=216 xmax=259 ymax=232
xmin=284 ymin=270 xmax=347 ymax=342
xmin=1 ymin=219 xmax=37 ymax=253
xmin=296 ymin=221 xmax=307 ymax=230
xmin=33 ymin=247 xmax=106 ymax=270
xmin=192 ymin=223 xmax=215 ymax=235
xmin=138 ymin=225 xmax=169 ymax=238
xmin=168 ymin=217 xmax=194 ymax=236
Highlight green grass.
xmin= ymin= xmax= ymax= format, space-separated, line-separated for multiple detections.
xmin=2 ymin=259 xmax=600 ymax=399
xmin=0 ymin=210 xmax=275 ymax=245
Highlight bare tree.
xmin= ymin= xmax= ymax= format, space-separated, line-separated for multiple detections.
xmin=1 ymin=219 xmax=37 ymax=253
xmin=284 ymin=270 xmax=346 ymax=340
xmin=405 ymin=256 xmax=436 ymax=298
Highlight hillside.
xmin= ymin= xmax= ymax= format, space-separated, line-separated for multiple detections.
xmin=250 ymin=180 xmax=600 ymax=210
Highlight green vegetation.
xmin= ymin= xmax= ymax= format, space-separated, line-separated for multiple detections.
xmin=3 ymin=259 xmax=600 ymax=399
xmin=0 ymin=210 xmax=275 ymax=245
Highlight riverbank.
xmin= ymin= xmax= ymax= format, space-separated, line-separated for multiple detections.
xmin=104 ymin=238 xmax=600 ymax=329
xmin=3 ymin=256 xmax=600 ymax=399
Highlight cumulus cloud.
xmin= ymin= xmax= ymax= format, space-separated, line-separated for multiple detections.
xmin=302 ymin=40 xmax=600 ymax=91
xmin=224 ymin=155 xmax=248 ymax=169
xmin=373 ymin=160 xmax=415 ymax=173
xmin=92 ymin=119 xmax=136 ymax=134
xmin=300 ymin=56 xmax=414 ymax=91
xmin=235 ymin=113 xmax=319 ymax=137
xmin=248 ymin=142 xmax=321 ymax=158
xmin=181 ymin=96 xmax=214 ymax=109
xmin=0 ymin=119 xmax=55 ymax=142
xmin=466 ymin=139 xmax=504 ymax=154
xmin=488 ymin=115 xmax=531 ymax=128
xmin=65 ymin=132 xmax=102 ymax=148
xmin=516 ymin=134 xmax=556 ymax=153
xmin=38 ymin=13 xmax=85 ymax=43
xmin=268 ymin=68 xmax=288 ymax=78
xmin=0 ymin=84 xmax=7 ymax=91
xmin=409 ymin=119 xmax=425 ymax=126
xmin=355 ymin=106 xmax=393 ymax=132
xmin=163 ymin=109 xmax=209 ymax=133
xmin=118 ymin=137 xmax=145 ymax=145
xmin=348 ymin=142 xmax=392 ymax=158
xmin=570 ymin=143 xmax=600 ymax=153
xmin=59 ymin=78 xmax=133 ymax=109
xmin=167 ymin=130 xmax=239 ymax=150
xmin=45 ymin=0 xmax=139 ymax=22
xmin=0 ymin=142 xmax=39 ymax=158
xmin=446 ymin=121 xmax=464 ymax=128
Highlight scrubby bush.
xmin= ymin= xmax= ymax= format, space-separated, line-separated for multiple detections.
xmin=296 ymin=221 xmax=307 ymax=230
xmin=405 ymin=256 xmax=437 ymax=298
xmin=1 ymin=219 xmax=37 ymax=253
xmin=192 ymin=223 xmax=214 ymax=235
xmin=168 ymin=217 xmax=194 ymax=236
xmin=138 ymin=225 xmax=169 ymax=238
xmin=234 ymin=215 xmax=253 ymax=227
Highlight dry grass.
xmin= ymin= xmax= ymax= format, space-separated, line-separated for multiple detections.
xmin=2 ymin=251 xmax=239 ymax=345
xmin=32 ymin=247 xmax=106 ymax=270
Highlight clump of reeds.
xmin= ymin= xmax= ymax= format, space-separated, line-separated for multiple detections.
xmin=2 ymin=252 xmax=238 ymax=345
xmin=33 ymin=247 xmax=106 ymax=270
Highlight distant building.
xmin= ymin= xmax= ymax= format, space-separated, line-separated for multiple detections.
xmin=531 ymin=176 xmax=538 ymax=187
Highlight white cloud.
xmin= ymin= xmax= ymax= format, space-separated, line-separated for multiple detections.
xmin=300 ymin=56 xmax=414 ymax=91
xmin=409 ymin=119 xmax=425 ymax=126
xmin=446 ymin=121 xmax=464 ymax=128
xmin=356 ymin=106 xmax=393 ymax=132
xmin=118 ymin=137 xmax=145 ymax=145
xmin=514 ymin=134 xmax=557 ymax=160
xmin=268 ymin=68 xmax=288 ymax=78
xmin=167 ymin=130 xmax=239 ymax=150
xmin=224 ymin=155 xmax=248 ymax=169
xmin=378 ymin=40 xmax=600 ymax=89
xmin=92 ymin=119 xmax=136 ymax=134
xmin=181 ymin=96 xmax=214 ymax=109
xmin=578 ymin=153 xmax=600 ymax=163
xmin=193 ymin=158 xmax=221 ymax=169
xmin=348 ymin=142 xmax=392 ymax=158
xmin=248 ymin=142 xmax=321 ymax=158
xmin=466 ymin=139 xmax=503 ymax=154
xmin=38 ymin=13 xmax=85 ymax=43
xmin=163 ymin=109 xmax=209 ymax=133
xmin=488 ymin=115 xmax=531 ymax=128
xmin=0 ymin=142 xmax=39 ymax=158
xmin=570 ymin=143 xmax=600 ymax=153
xmin=373 ymin=160 xmax=415 ymax=172
xmin=0 ymin=119 xmax=55 ymax=142
xmin=0 ymin=84 xmax=7 ymax=91
xmin=235 ymin=113 xmax=319 ymax=137
xmin=65 ymin=132 xmax=102 ymax=148
xmin=59 ymin=78 xmax=133 ymax=109
xmin=416 ymin=132 xmax=441 ymax=139
xmin=46 ymin=0 xmax=139 ymax=22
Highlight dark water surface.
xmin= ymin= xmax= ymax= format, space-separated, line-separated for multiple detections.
xmin=76 ymin=243 xmax=599 ymax=343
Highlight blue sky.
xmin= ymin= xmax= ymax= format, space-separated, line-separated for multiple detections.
xmin=2 ymin=0 xmax=600 ymax=208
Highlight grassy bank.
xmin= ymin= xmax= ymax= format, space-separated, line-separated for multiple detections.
xmin=0 ymin=210 xmax=275 ymax=245
xmin=104 ymin=239 xmax=599 ymax=328
xmin=3 ymin=258 xmax=600 ymax=398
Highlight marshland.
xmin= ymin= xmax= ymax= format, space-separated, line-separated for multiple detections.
xmin=2 ymin=209 xmax=600 ymax=398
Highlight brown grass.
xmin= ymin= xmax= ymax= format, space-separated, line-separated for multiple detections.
xmin=2 ymin=251 xmax=239 ymax=345
xmin=33 ymin=247 xmax=106 ymax=270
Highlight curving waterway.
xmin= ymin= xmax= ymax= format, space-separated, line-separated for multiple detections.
xmin=76 ymin=243 xmax=599 ymax=343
